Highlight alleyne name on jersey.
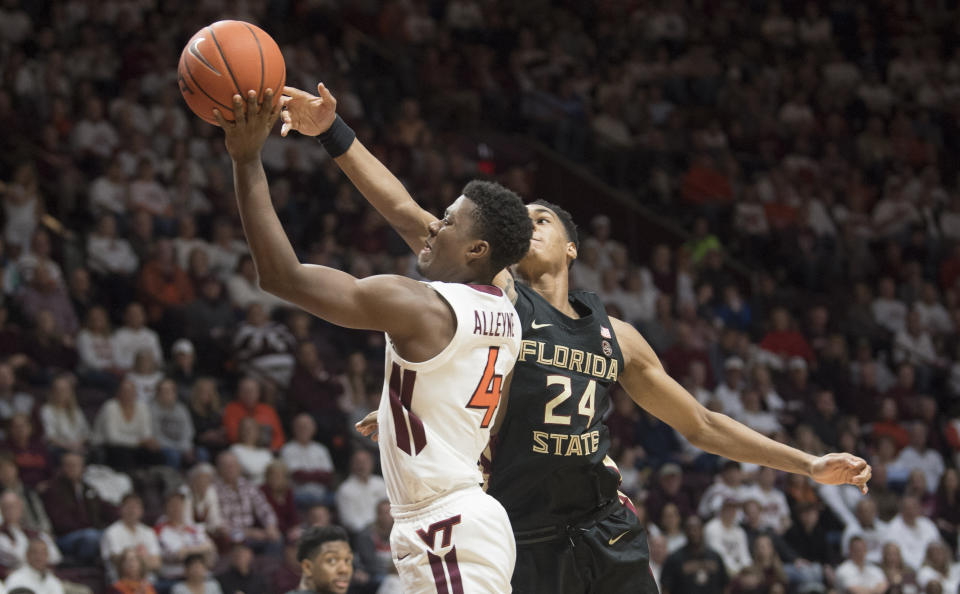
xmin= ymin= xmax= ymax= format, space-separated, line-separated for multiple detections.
xmin=518 ymin=339 xmax=619 ymax=381
xmin=473 ymin=310 xmax=516 ymax=337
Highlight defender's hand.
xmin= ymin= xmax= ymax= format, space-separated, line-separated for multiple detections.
xmin=356 ymin=410 xmax=379 ymax=442
xmin=279 ymin=83 xmax=337 ymax=137
xmin=810 ymin=453 xmax=872 ymax=494
xmin=213 ymin=89 xmax=280 ymax=163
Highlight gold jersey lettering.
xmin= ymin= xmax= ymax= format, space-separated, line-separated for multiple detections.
xmin=532 ymin=431 xmax=549 ymax=453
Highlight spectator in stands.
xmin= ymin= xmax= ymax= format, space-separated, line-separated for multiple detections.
xmin=112 ymin=303 xmax=162 ymax=372
xmin=5 ymin=414 xmax=50 ymax=488
xmin=880 ymin=542 xmax=918 ymax=592
xmin=281 ymin=414 xmax=334 ymax=507
xmin=213 ymin=451 xmax=281 ymax=553
xmin=835 ymin=535 xmax=888 ymax=594
xmin=225 ymin=256 xmax=286 ymax=314
xmin=0 ymin=361 xmax=33 ymax=437
xmin=698 ymin=460 xmax=751 ymax=519
xmin=658 ymin=503 xmax=687 ymax=554
xmin=75 ymin=306 xmax=122 ymax=390
xmin=704 ymin=498 xmax=752 ymax=576
xmin=759 ymin=307 xmax=815 ymax=364
xmin=109 ymin=548 xmax=157 ymax=594
xmin=729 ymin=534 xmax=787 ymax=594
xmin=661 ymin=515 xmax=728 ymax=594
xmin=167 ymin=339 xmax=198 ymax=399
xmin=916 ymin=540 xmax=960 ymax=593
xmin=155 ymin=492 xmax=216 ymax=586
xmin=744 ymin=467 xmax=791 ymax=535
xmin=170 ymin=553 xmax=221 ymax=594
xmin=353 ymin=498 xmax=393 ymax=591
xmin=17 ymin=263 xmax=78 ymax=339
xmin=872 ymin=277 xmax=908 ymax=335
xmin=39 ymin=373 xmax=89 ymax=456
xmin=260 ymin=461 xmax=299 ymax=543
xmin=229 ymin=417 xmax=272 ymax=485
xmin=221 ymin=378 xmax=284 ymax=452
xmin=128 ymin=350 xmax=163 ymax=404
xmin=43 ymin=453 xmax=109 ymax=564
xmin=0 ymin=491 xmax=62 ymax=569
xmin=100 ymin=493 xmax=161 ymax=583
xmin=4 ymin=538 xmax=67 ymax=594
xmin=645 ymin=463 xmax=694 ymax=524
xmin=870 ymin=397 xmax=909 ymax=449
xmin=180 ymin=279 xmax=233 ymax=374
xmin=231 ymin=304 xmax=296 ymax=389
xmin=182 ymin=464 xmax=221 ymax=537
xmin=138 ymin=239 xmax=194 ymax=325
xmin=885 ymin=495 xmax=941 ymax=571
xmin=890 ymin=422 xmax=945 ymax=493
xmin=933 ymin=468 xmax=960 ymax=549
xmin=783 ymin=503 xmax=829 ymax=576
xmin=187 ymin=379 xmax=226 ymax=462
xmin=804 ymin=389 xmax=842 ymax=449
xmin=86 ymin=214 xmax=138 ymax=281
xmin=92 ymin=377 xmax=161 ymax=471
xmin=151 ymin=378 xmax=195 ymax=470
xmin=335 ymin=450 xmax=386 ymax=535
xmin=662 ymin=322 xmax=712 ymax=386
xmin=0 ymin=454 xmax=50 ymax=534
xmin=287 ymin=342 xmax=345 ymax=433
xmin=736 ymin=387 xmax=783 ymax=437
xmin=216 ymin=544 xmax=267 ymax=594
xmin=713 ymin=356 xmax=744 ymax=417
xmin=842 ymin=497 xmax=888 ymax=566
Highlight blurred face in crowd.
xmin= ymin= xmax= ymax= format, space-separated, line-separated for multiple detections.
xmin=117 ymin=379 xmax=137 ymax=407
xmin=9 ymin=414 xmax=31 ymax=445
xmin=26 ymin=538 xmax=49 ymax=572
xmin=121 ymin=496 xmax=144 ymax=525
xmin=684 ymin=516 xmax=704 ymax=547
xmin=62 ymin=452 xmax=84 ymax=482
xmin=351 ymin=450 xmax=373 ymax=480
xmin=237 ymin=378 xmax=260 ymax=408
xmin=185 ymin=556 xmax=208 ymax=583
xmin=302 ymin=539 xmax=353 ymax=594
xmin=375 ymin=499 xmax=392 ymax=531
xmin=293 ymin=414 xmax=316 ymax=443
xmin=909 ymin=423 xmax=928 ymax=450
xmin=0 ymin=491 xmax=23 ymax=526
xmin=901 ymin=496 xmax=921 ymax=523
xmin=0 ymin=457 xmax=18 ymax=486
xmin=165 ymin=494 xmax=185 ymax=524
xmin=306 ymin=505 xmax=331 ymax=529
xmin=218 ymin=452 xmax=241 ymax=484
xmin=189 ymin=465 xmax=214 ymax=494
xmin=125 ymin=303 xmax=146 ymax=329
xmin=231 ymin=545 xmax=253 ymax=573
xmin=660 ymin=503 xmax=680 ymax=533
xmin=238 ymin=417 xmax=260 ymax=447
xmin=850 ymin=537 xmax=867 ymax=564
xmin=855 ymin=498 xmax=877 ymax=526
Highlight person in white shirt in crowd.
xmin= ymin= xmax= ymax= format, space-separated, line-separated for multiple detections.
xmin=39 ymin=373 xmax=90 ymax=455
xmin=128 ymin=350 xmax=163 ymax=404
xmin=657 ymin=502 xmax=687 ymax=554
xmin=698 ymin=459 xmax=753 ymax=519
xmin=835 ymin=535 xmax=888 ymax=594
xmin=92 ymin=377 xmax=161 ymax=472
xmin=914 ymin=282 xmax=953 ymax=336
xmin=4 ymin=538 xmax=66 ymax=594
xmin=713 ymin=356 xmax=746 ymax=418
xmin=743 ymin=467 xmax=791 ymax=534
xmin=735 ymin=387 xmax=783 ymax=437
xmin=704 ymin=498 xmax=752 ymax=576
xmin=890 ymin=422 xmax=944 ymax=493
xmin=334 ymin=449 xmax=386 ymax=535
xmin=100 ymin=493 xmax=161 ymax=583
xmin=280 ymin=414 xmax=335 ymax=506
xmin=894 ymin=309 xmax=941 ymax=369
xmin=0 ymin=362 xmax=34 ymax=439
xmin=111 ymin=302 xmax=163 ymax=371
xmin=154 ymin=491 xmax=216 ymax=584
xmin=75 ymin=306 xmax=122 ymax=385
xmin=608 ymin=268 xmax=659 ymax=325
xmin=171 ymin=215 xmax=208 ymax=272
xmin=842 ymin=497 xmax=889 ymax=565
xmin=885 ymin=495 xmax=941 ymax=571
xmin=568 ymin=242 xmax=602 ymax=293
xmin=128 ymin=159 xmax=171 ymax=223
xmin=225 ymin=256 xmax=288 ymax=314
xmin=85 ymin=214 xmax=138 ymax=279
xmin=916 ymin=540 xmax=960 ymax=594
xmin=182 ymin=463 xmax=222 ymax=536
xmin=229 ymin=417 xmax=273 ymax=485
xmin=88 ymin=158 xmax=128 ymax=218
xmin=817 ymin=480 xmax=863 ymax=530
xmin=0 ymin=491 xmax=62 ymax=569
xmin=871 ymin=276 xmax=907 ymax=335
xmin=206 ymin=219 xmax=248 ymax=281
xmin=647 ymin=533 xmax=668 ymax=591
xmin=70 ymin=97 xmax=118 ymax=162
xmin=16 ymin=229 xmax=64 ymax=291
xmin=682 ymin=360 xmax=714 ymax=407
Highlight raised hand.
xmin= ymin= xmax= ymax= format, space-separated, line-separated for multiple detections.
xmin=212 ymin=89 xmax=281 ymax=163
xmin=355 ymin=410 xmax=379 ymax=442
xmin=279 ymin=83 xmax=337 ymax=137
xmin=810 ymin=452 xmax=872 ymax=494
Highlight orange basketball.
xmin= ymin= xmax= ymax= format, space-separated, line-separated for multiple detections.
xmin=177 ymin=20 xmax=285 ymax=126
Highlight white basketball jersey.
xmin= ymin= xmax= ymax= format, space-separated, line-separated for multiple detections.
xmin=377 ymin=281 xmax=521 ymax=506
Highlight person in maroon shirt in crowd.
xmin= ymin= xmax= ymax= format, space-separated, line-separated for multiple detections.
xmin=271 ymin=542 xmax=303 ymax=594
xmin=884 ymin=362 xmax=921 ymax=419
xmin=4 ymin=414 xmax=51 ymax=488
xmin=287 ymin=341 xmax=345 ymax=438
xmin=605 ymin=388 xmax=639 ymax=454
xmin=760 ymin=307 xmax=815 ymax=363
xmin=646 ymin=244 xmax=677 ymax=296
xmin=644 ymin=463 xmax=695 ymax=524
xmin=42 ymin=452 xmax=112 ymax=563
xmin=871 ymin=397 xmax=909 ymax=450
xmin=662 ymin=321 xmax=714 ymax=388
xmin=22 ymin=309 xmax=78 ymax=384
xmin=852 ymin=360 xmax=885 ymax=423
xmin=260 ymin=461 xmax=299 ymax=543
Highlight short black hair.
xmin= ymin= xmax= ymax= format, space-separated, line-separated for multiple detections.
xmin=531 ymin=199 xmax=579 ymax=252
xmin=297 ymin=525 xmax=350 ymax=562
xmin=462 ymin=180 xmax=533 ymax=274
xmin=183 ymin=553 xmax=206 ymax=568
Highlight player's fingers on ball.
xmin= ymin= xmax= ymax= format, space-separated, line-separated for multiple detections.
xmin=232 ymin=95 xmax=245 ymax=121
xmin=212 ymin=109 xmax=227 ymax=127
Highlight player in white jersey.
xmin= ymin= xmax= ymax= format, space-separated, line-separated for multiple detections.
xmin=213 ymin=90 xmax=533 ymax=593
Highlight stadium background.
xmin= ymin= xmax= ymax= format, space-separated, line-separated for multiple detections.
xmin=1 ymin=0 xmax=960 ymax=592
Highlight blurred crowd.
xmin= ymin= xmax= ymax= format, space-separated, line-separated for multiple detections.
xmin=1 ymin=0 xmax=960 ymax=593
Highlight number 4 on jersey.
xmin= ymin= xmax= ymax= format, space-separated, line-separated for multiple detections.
xmin=467 ymin=347 xmax=503 ymax=428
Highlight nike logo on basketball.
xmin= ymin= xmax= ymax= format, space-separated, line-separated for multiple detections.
xmin=189 ymin=37 xmax=222 ymax=75
xmin=530 ymin=321 xmax=552 ymax=329
xmin=608 ymin=531 xmax=630 ymax=546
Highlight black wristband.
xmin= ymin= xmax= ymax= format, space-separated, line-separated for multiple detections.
xmin=316 ymin=115 xmax=356 ymax=158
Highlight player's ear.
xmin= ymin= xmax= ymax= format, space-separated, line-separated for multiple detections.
xmin=300 ymin=558 xmax=313 ymax=581
xmin=466 ymin=239 xmax=490 ymax=263
xmin=566 ymin=241 xmax=578 ymax=262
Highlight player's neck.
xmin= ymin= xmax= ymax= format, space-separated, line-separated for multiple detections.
xmin=527 ymin=271 xmax=577 ymax=317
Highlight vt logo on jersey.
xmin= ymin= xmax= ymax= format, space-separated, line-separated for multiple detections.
xmin=416 ymin=515 xmax=464 ymax=594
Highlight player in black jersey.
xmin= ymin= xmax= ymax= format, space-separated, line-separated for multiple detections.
xmin=280 ymin=84 xmax=872 ymax=593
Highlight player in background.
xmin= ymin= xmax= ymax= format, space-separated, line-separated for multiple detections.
xmin=279 ymin=84 xmax=871 ymax=594
xmin=287 ymin=526 xmax=354 ymax=594
xmin=214 ymin=89 xmax=533 ymax=593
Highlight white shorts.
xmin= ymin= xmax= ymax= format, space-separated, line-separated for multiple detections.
xmin=390 ymin=485 xmax=515 ymax=594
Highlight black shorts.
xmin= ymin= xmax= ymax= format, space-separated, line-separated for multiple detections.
xmin=511 ymin=501 xmax=660 ymax=594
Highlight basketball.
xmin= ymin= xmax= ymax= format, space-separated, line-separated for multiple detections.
xmin=177 ymin=20 xmax=285 ymax=126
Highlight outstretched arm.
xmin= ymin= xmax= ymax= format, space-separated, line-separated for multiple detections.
xmin=214 ymin=91 xmax=450 ymax=347
xmin=280 ymin=84 xmax=437 ymax=253
xmin=611 ymin=317 xmax=872 ymax=492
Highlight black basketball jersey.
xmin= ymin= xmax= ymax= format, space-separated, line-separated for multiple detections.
xmin=485 ymin=282 xmax=625 ymax=532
